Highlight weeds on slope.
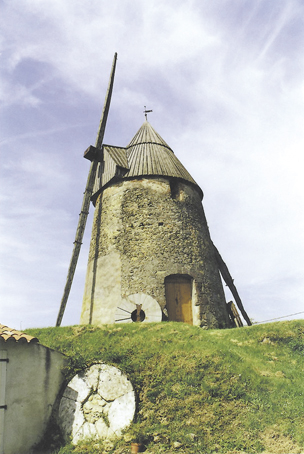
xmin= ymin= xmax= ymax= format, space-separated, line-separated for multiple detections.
xmin=27 ymin=320 xmax=304 ymax=453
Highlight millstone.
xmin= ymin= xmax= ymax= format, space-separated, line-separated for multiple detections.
xmin=58 ymin=363 xmax=136 ymax=444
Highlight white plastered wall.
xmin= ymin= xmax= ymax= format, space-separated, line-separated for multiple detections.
xmin=0 ymin=341 xmax=67 ymax=454
xmin=192 ymin=279 xmax=200 ymax=326
xmin=81 ymin=251 xmax=122 ymax=325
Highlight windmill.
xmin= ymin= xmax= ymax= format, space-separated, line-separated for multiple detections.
xmin=56 ymin=53 xmax=251 ymax=328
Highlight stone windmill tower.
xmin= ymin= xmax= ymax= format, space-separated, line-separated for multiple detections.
xmin=56 ymin=54 xmax=251 ymax=328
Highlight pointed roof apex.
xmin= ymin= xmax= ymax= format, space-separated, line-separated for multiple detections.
xmin=127 ymin=121 xmax=172 ymax=151
xmin=123 ymin=121 xmax=201 ymax=194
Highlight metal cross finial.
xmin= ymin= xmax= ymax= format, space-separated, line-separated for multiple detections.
xmin=144 ymin=106 xmax=153 ymax=121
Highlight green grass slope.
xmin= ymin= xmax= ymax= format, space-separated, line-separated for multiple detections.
xmin=26 ymin=320 xmax=304 ymax=454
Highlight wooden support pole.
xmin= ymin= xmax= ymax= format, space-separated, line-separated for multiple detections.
xmin=213 ymin=242 xmax=252 ymax=326
xmin=56 ymin=53 xmax=117 ymax=327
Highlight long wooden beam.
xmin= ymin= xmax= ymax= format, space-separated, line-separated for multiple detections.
xmin=213 ymin=242 xmax=252 ymax=326
xmin=56 ymin=53 xmax=118 ymax=326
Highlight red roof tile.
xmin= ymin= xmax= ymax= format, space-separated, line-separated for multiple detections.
xmin=0 ymin=324 xmax=38 ymax=343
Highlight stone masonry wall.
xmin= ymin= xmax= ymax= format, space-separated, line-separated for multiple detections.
xmin=81 ymin=177 xmax=229 ymax=328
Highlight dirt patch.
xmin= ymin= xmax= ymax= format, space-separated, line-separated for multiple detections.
xmin=260 ymin=428 xmax=302 ymax=453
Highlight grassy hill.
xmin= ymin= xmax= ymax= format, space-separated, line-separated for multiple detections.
xmin=26 ymin=320 xmax=304 ymax=454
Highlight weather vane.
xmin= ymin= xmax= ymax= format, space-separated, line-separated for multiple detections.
xmin=144 ymin=106 xmax=153 ymax=120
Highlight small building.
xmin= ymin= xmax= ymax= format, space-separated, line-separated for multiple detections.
xmin=81 ymin=120 xmax=230 ymax=328
xmin=0 ymin=324 xmax=67 ymax=454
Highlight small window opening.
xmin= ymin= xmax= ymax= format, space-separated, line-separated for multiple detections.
xmin=170 ymin=180 xmax=180 ymax=200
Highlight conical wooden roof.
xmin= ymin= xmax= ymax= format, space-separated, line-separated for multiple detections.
xmin=93 ymin=121 xmax=202 ymax=201
xmin=127 ymin=120 xmax=172 ymax=150
xmin=124 ymin=121 xmax=199 ymax=187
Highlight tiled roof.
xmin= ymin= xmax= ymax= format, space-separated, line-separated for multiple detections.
xmin=0 ymin=324 xmax=38 ymax=343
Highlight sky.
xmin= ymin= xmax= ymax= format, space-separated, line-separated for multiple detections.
xmin=1 ymin=0 xmax=304 ymax=330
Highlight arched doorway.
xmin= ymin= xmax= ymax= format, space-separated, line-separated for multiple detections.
xmin=165 ymin=275 xmax=193 ymax=324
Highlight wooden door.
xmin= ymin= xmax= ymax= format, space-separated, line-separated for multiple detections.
xmin=165 ymin=275 xmax=193 ymax=324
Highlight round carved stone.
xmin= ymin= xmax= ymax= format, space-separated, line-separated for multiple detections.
xmin=58 ymin=363 xmax=136 ymax=444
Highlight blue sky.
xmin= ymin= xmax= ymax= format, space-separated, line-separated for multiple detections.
xmin=1 ymin=0 xmax=304 ymax=329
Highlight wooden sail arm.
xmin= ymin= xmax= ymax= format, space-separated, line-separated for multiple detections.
xmin=212 ymin=242 xmax=252 ymax=326
xmin=55 ymin=53 xmax=118 ymax=327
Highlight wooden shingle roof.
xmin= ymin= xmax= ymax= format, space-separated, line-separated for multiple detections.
xmin=124 ymin=121 xmax=198 ymax=186
xmin=0 ymin=324 xmax=38 ymax=343
xmin=127 ymin=120 xmax=172 ymax=150
xmin=106 ymin=146 xmax=129 ymax=169
xmin=92 ymin=121 xmax=202 ymax=200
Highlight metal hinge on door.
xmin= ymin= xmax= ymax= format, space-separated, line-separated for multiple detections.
xmin=0 ymin=350 xmax=8 ymax=454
